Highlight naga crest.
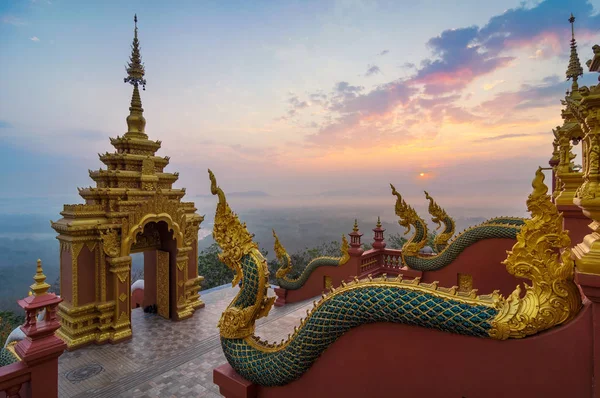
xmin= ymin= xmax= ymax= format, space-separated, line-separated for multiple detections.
xmin=489 ymin=167 xmax=582 ymax=339
xmin=424 ymin=191 xmax=447 ymax=229
xmin=209 ymin=169 xmax=257 ymax=287
xmin=209 ymin=170 xmax=275 ymax=339
xmin=390 ymin=184 xmax=428 ymax=256
xmin=424 ymin=191 xmax=455 ymax=251
xmin=273 ymin=229 xmax=292 ymax=279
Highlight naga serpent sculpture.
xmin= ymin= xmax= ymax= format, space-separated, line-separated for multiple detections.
xmin=424 ymin=190 xmax=455 ymax=252
xmin=273 ymin=230 xmax=350 ymax=290
xmin=210 ymin=167 xmax=581 ymax=387
xmin=391 ymin=184 xmax=526 ymax=271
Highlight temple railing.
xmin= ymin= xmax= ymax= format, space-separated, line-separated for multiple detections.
xmin=0 ymin=362 xmax=31 ymax=398
xmin=359 ymin=250 xmax=381 ymax=274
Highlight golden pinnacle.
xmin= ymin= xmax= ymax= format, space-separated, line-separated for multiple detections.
xmin=376 ymin=216 xmax=382 ymax=228
xmin=353 ymin=219 xmax=359 ymax=232
xmin=30 ymin=259 xmax=50 ymax=296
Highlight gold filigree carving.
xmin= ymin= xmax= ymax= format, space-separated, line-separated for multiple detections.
xmin=324 ymin=275 xmax=332 ymax=290
xmin=100 ymin=228 xmax=121 ymax=257
xmin=117 ymin=272 xmax=128 ymax=284
xmin=141 ymin=158 xmax=154 ymax=175
xmin=71 ymin=242 xmax=84 ymax=307
xmin=119 ymin=293 xmax=127 ymax=302
xmin=457 ymin=273 xmax=473 ymax=292
xmin=130 ymin=223 xmax=160 ymax=252
xmin=390 ymin=184 xmax=428 ymax=255
xmin=157 ymin=251 xmax=170 ymax=319
xmin=489 ymin=168 xmax=582 ymax=339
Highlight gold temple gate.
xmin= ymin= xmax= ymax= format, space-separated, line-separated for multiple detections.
xmin=50 ymin=15 xmax=205 ymax=350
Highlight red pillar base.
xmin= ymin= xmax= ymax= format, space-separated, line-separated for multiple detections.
xmin=214 ymin=364 xmax=257 ymax=398
xmin=274 ymin=288 xmax=287 ymax=307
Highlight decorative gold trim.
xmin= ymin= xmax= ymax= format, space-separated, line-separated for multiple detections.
xmin=71 ymin=242 xmax=84 ymax=307
xmin=119 ymin=293 xmax=127 ymax=302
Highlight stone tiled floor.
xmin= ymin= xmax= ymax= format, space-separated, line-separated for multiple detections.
xmin=58 ymin=286 xmax=315 ymax=398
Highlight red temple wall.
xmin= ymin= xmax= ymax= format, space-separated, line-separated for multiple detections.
xmin=59 ymin=250 xmax=72 ymax=303
xmin=77 ymin=245 xmax=95 ymax=306
xmin=238 ymin=301 xmax=593 ymax=398
xmin=419 ymin=238 xmax=522 ymax=297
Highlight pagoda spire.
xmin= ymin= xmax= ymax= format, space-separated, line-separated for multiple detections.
xmin=567 ymin=13 xmax=584 ymax=92
xmin=124 ymin=14 xmax=147 ymax=137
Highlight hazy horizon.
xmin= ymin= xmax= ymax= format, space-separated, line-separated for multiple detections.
xmin=1 ymin=0 xmax=600 ymax=212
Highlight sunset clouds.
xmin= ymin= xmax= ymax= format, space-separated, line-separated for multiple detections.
xmin=0 ymin=0 xmax=599 ymax=206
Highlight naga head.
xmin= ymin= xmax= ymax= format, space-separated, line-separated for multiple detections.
xmin=273 ymin=229 xmax=292 ymax=279
xmin=390 ymin=184 xmax=413 ymax=234
xmin=491 ymin=167 xmax=581 ymax=339
xmin=339 ymin=235 xmax=350 ymax=264
xmin=209 ymin=169 xmax=258 ymax=287
xmin=210 ymin=170 xmax=275 ymax=339
xmin=424 ymin=190 xmax=446 ymax=230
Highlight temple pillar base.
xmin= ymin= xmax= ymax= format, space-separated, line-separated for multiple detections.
xmin=95 ymin=301 xmax=115 ymax=345
xmin=56 ymin=302 xmax=100 ymax=351
xmin=214 ymin=364 xmax=257 ymax=398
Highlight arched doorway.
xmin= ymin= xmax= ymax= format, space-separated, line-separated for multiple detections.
xmin=130 ymin=221 xmax=178 ymax=319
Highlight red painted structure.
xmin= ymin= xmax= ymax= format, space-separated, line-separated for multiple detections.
xmin=214 ymin=269 xmax=600 ymax=398
xmin=275 ymin=222 xmax=523 ymax=306
xmin=0 ymin=287 xmax=66 ymax=398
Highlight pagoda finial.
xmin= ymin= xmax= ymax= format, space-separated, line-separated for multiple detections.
xmin=567 ymin=13 xmax=584 ymax=91
xmin=124 ymin=14 xmax=147 ymax=136
xmin=353 ymin=219 xmax=359 ymax=232
xmin=30 ymin=259 xmax=50 ymax=296
xmin=376 ymin=216 xmax=382 ymax=228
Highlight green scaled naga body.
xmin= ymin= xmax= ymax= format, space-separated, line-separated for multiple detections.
xmin=209 ymin=168 xmax=580 ymax=387
xmin=391 ymin=185 xmax=526 ymax=271
xmin=273 ymin=230 xmax=350 ymax=290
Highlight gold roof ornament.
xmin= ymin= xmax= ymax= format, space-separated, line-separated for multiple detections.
xmin=30 ymin=259 xmax=50 ymax=296
xmin=124 ymin=14 xmax=147 ymax=138
xmin=567 ymin=14 xmax=584 ymax=92
xmin=353 ymin=219 xmax=359 ymax=233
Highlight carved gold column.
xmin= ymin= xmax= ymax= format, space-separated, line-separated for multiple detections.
xmin=554 ymin=129 xmax=583 ymax=205
xmin=184 ymin=216 xmax=205 ymax=310
xmin=175 ymin=248 xmax=193 ymax=320
xmin=572 ymin=44 xmax=600 ymax=273
xmin=108 ymin=256 xmax=133 ymax=342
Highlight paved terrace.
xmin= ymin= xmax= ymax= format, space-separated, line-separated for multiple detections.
xmin=57 ymin=286 xmax=314 ymax=398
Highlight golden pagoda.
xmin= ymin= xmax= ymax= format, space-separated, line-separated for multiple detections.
xmin=553 ymin=14 xmax=585 ymax=206
xmin=50 ymin=15 xmax=205 ymax=350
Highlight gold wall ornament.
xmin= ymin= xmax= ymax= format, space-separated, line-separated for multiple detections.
xmin=100 ymin=228 xmax=121 ymax=257
xmin=390 ymin=184 xmax=428 ymax=256
xmin=457 ymin=273 xmax=473 ymax=293
xmin=489 ymin=167 xmax=582 ymax=339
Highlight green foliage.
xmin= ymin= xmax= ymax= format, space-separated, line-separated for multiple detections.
xmin=0 ymin=311 xmax=24 ymax=348
xmin=384 ymin=231 xmax=437 ymax=251
xmin=197 ymin=243 xmax=275 ymax=290
xmin=387 ymin=233 xmax=408 ymax=249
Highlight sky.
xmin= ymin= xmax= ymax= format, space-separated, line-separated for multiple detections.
xmin=1 ymin=0 xmax=600 ymax=216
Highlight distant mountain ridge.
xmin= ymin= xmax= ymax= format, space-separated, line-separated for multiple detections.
xmin=194 ymin=191 xmax=270 ymax=198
